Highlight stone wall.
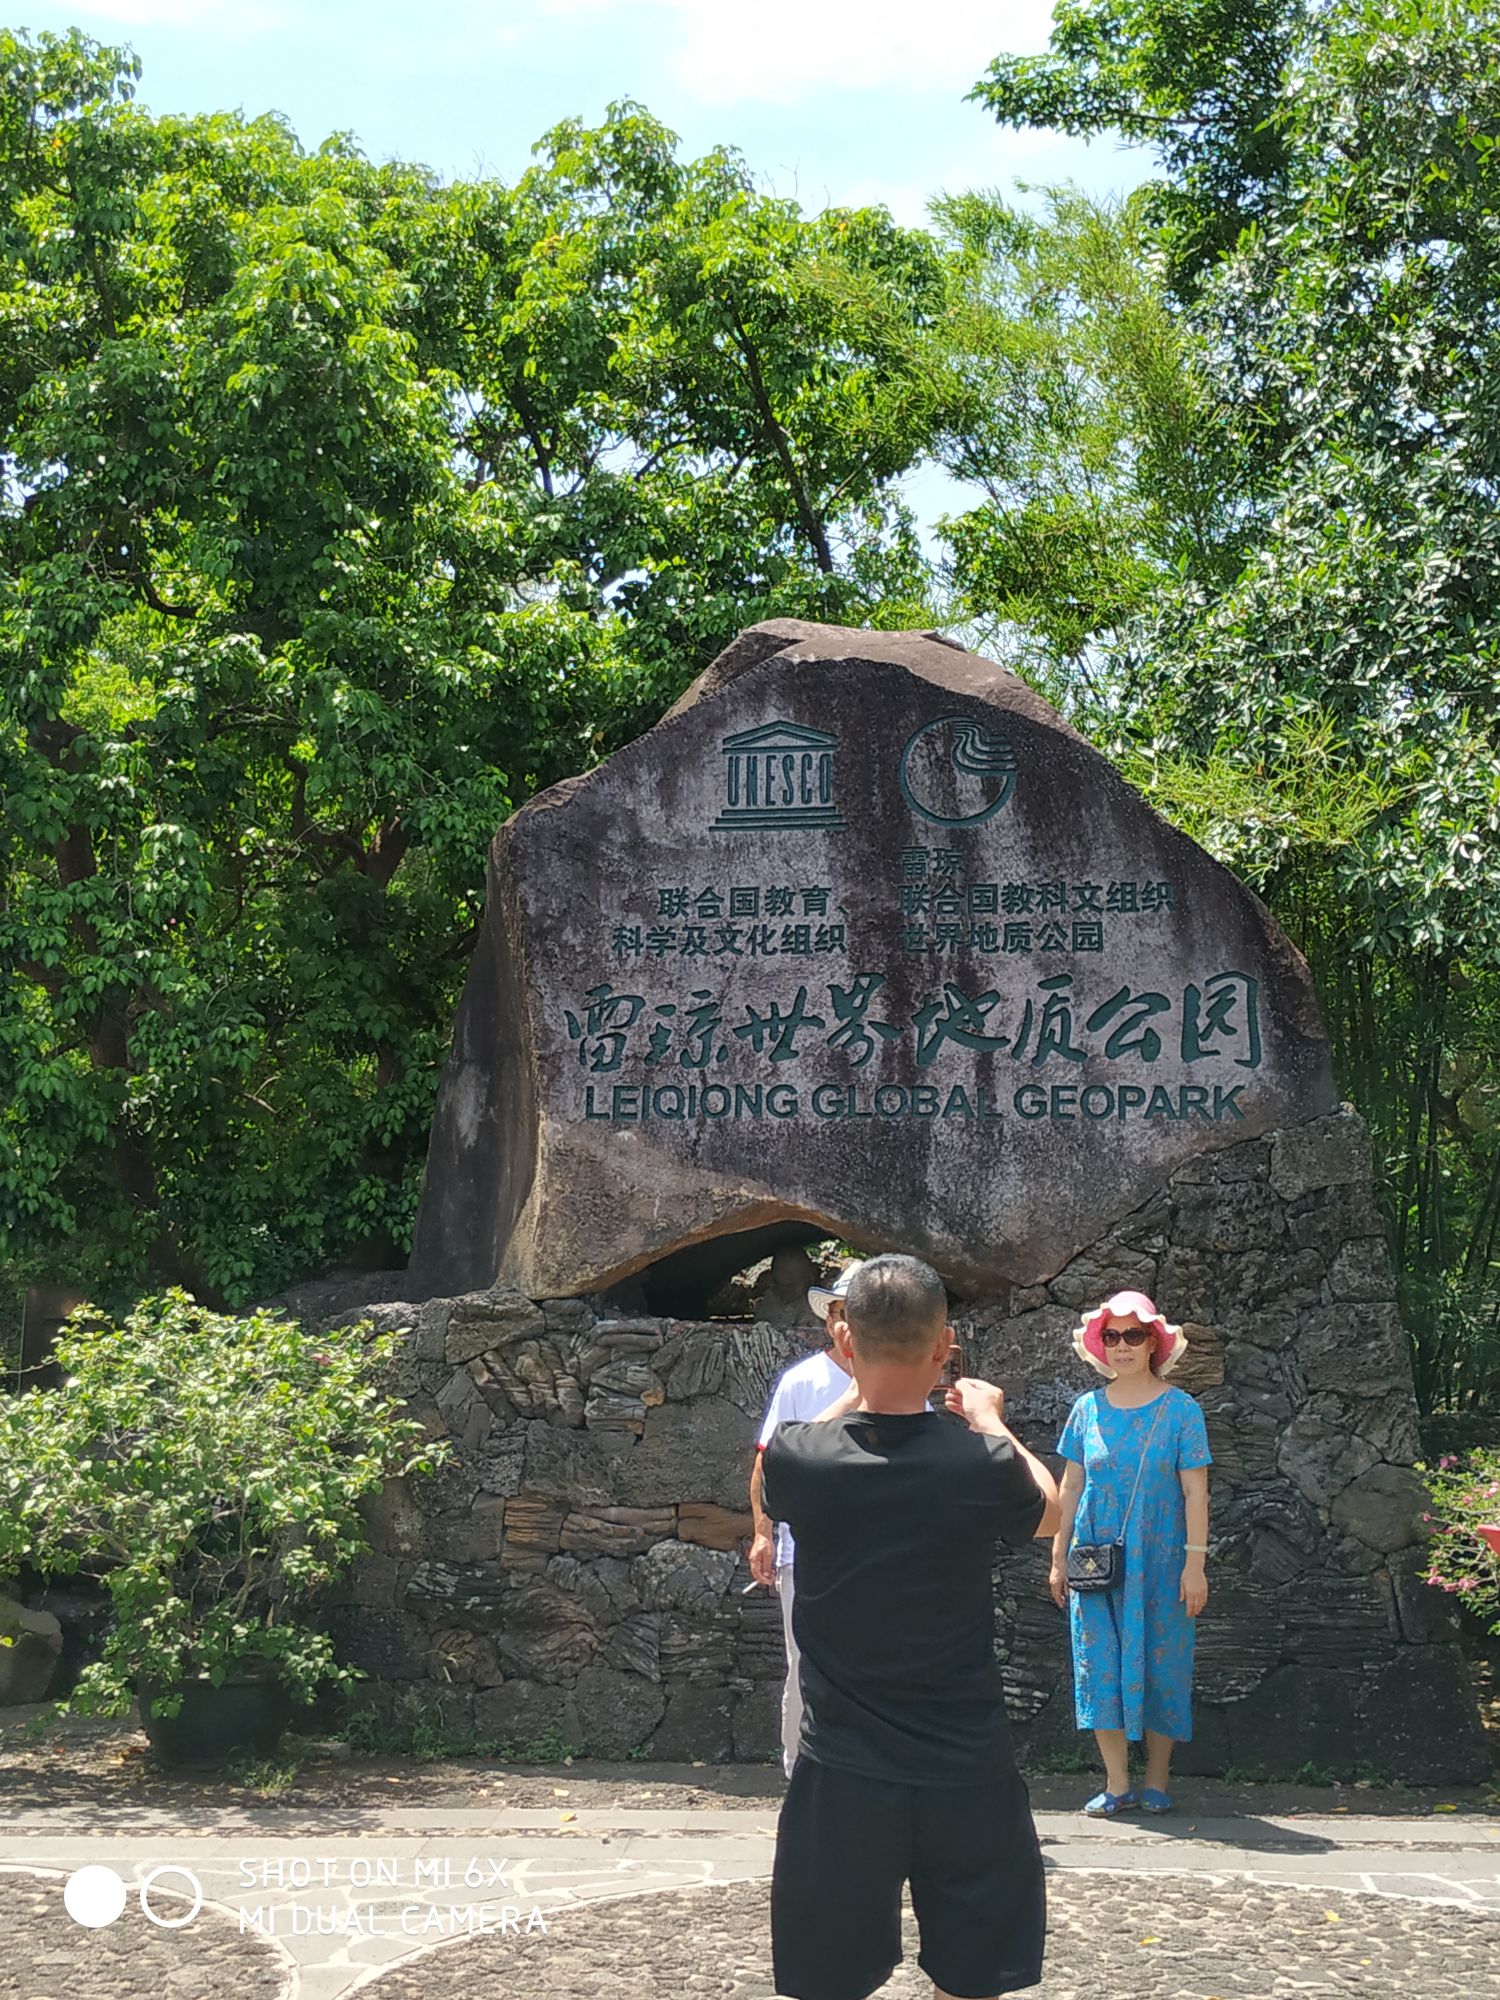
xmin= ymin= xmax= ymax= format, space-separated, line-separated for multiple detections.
xmin=325 ymin=1107 xmax=1488 ymax=1782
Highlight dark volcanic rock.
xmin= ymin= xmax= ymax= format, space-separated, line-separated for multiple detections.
xmin=651 ymin=1681 xmax=738 ymax=1761
xmin=411 ymin=619 xmax=1334 ymax=1300
xmin=1330 ymin=1463 xmax=1429 ymax=1553
xmin=1223 ymin=1665 xmax=1362 ymax=1778
xmin=473 ymin=1679 xmax=569 ymax=1747
xmin=0 ymin=1596 xmax=62 ymax=1705
xmin=615 ymin=1397 xmax=753 ymax=1510
xmin=1387 ymin=1547 xmax=1461 ymax=1645
xmin=570 ymin=1663 xmax=666 ymax=1755
xmin=1358 ymin=1646 xmax=1491 ymax=1783
xmin=731 ymin=1682 xmax=782 ymax=1762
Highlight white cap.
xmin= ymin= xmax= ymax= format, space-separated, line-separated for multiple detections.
xmin=807 ymin=1260 xmax=867 ymax=1321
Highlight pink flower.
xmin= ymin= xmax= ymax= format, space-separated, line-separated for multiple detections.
xmin=1439 ymin=1455 xmax=1458 ymax=1470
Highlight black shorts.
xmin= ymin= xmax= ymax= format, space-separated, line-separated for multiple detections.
xmin=771 ymin=1757 xmax=1046 ymax=2000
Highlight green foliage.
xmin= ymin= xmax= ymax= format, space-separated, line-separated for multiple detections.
xmin=0 ymin=1290 xmax=445 ymax=1711
xmin=0 ymin=31 xmax=946 ymax=1303
xmin=11 ymin=2 xmax=1500 ymax=1431
xmin=930 ymin=186 xmax=1246 ymax=679
xmin=1119 ymin=712 xmax=1406 ymax=876
xmin=970 ymin=0 xmax=1500 ymax=1409
xmin=1019 ymin=1738 xmax=1095 ymax=1774
xmin=503 ymin=1724 xmax=579 ymax=1764
xmin=971 ymin=0 xmax=1310 ymax=289
xmin=1418 ymin=1450 xmax=1500 ymax=1636
xmin=1122 ymin=0 xmax=1500 ymax=1406
xmin=1287 ymin=1762 xmax=1345 ymax=1787
xmin=340 ymin=1690 xmax=579 ymax=1764
xmin=228 ymin=1749 xmax=303 ymax=1795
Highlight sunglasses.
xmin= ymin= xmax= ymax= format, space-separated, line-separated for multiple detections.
xmin=1102 ymin=1327 xmax=1153 ymax=1347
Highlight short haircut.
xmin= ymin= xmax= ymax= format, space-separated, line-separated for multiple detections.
xmin=844 ymin=1254 xmax=947 ymax=1356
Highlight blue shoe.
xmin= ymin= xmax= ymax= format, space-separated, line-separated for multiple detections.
xmin=1082 ymin=1789 xmax=1138 ymax=1817
xmin=1139 ymin=1788 xmax=1173 ymax=1813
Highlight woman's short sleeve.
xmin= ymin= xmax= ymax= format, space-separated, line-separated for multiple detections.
xmin=1056 ymin=1394 xmax=1090 ymax=1464
xmin=1174 ymin=1391 xmax=1212 ymax=1470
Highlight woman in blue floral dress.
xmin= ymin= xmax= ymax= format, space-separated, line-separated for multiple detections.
xmin=1050 ymin=1290 xmax=1211 ymax=1817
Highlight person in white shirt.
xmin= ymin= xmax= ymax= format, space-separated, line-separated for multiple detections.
xmin=749 ymin=1261 xmax=864 ymax=1778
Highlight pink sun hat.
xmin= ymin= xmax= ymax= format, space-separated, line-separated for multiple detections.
xmin=1071 ymin=1290 xmax=1188 ymax=1378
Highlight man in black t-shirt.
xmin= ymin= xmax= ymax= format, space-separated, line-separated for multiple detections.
xmin=761 ymin=1254 xmax=1060 ymax=2000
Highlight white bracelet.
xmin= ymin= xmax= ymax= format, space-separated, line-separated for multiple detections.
xmin=1184 ymin=1543 xmax=1209 ymax=1554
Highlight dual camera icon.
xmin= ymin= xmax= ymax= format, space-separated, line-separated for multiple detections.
xmin=63 ymin=1863 xmax=203 ymax=1929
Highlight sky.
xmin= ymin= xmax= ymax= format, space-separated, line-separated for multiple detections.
xmin=13 ymin=0 xmax=1152 ymax=227
xmin=13 ymin=3 xmax=1155 ymax=542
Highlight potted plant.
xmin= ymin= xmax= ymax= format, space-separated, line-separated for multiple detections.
xmin=0 ymin=1290 xmax=443 ymax=1766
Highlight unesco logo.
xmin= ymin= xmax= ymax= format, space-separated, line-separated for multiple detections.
xmin=712 ymin=721 xmax=846 ymax=831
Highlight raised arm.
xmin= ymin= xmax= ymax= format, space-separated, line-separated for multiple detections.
xmin=946 ymin=1377 xmax=1061 ymax=1539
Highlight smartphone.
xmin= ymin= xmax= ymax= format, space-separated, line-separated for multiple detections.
xmin=931 ymin=1325 xmax=972 ymax=1412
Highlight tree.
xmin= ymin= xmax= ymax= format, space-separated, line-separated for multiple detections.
xmin=427 ymin=106 xmax=955 ymax=713
xmin=971 ymin=0 xmax=1314 ymax=290
xmin=0 ymin=30 xmax=950 ymax=1303
xmin=971 ymin=0 xmax=1500 ymax=1405
xmin=1127 ymin=0 xmax=1500 ymax=1405
xmin=927 ymin=186 xmax=1244 ymax=684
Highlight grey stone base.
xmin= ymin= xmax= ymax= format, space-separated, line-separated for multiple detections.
xmin=316 ymin=1109 xmax=1489 ymax=1783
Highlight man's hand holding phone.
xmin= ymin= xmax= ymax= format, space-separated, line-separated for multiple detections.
xmin=945 ymin=1377 xmax=1006 ymax=1431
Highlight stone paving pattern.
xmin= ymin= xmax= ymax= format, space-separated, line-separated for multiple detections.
xmin=0 ymin=1868 xmax=287 ymax=2000
xmin=4 ymin=1790 xmax=1498 ymax=2000
xmin=359 ymin=1875 xmax=1500 ymax=1999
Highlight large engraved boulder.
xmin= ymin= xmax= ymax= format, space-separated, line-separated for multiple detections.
xmin=411 ymin=620 xmax=1334 ymax=1299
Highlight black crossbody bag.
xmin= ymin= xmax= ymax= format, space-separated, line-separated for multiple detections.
xmin=1066 ymin=1394 xmax=1167 ymax=1595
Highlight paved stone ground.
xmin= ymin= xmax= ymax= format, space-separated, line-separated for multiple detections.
xmin=365 ymin=1875 xmax=1500 ymax=1999
xmin=0 ymin=1865 xmax=287 ymax=2000
xmin=3 ymin=1802 xmax=1498 ymax=2000
xmin=10 ymin=1865 xmax=1493 ymax=2000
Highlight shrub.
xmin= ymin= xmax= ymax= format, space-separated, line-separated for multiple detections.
xmin=1418 ymin=1450 xmax=1500 ymax=1636
xmin=0 ymin=1290 xmax=444 ymax=1714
